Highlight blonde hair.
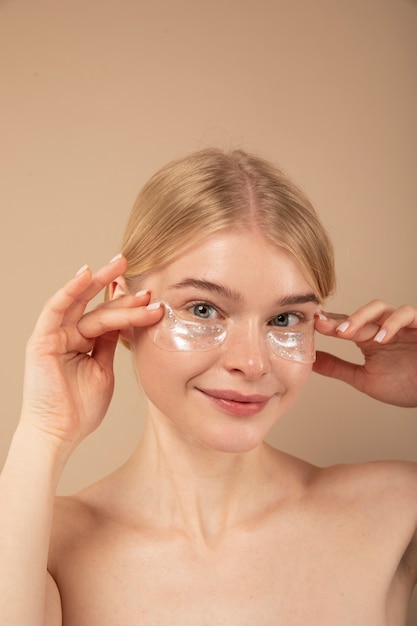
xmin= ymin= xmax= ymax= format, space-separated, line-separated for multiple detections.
xmin=121 ymin=148 xmax=335 ymax=301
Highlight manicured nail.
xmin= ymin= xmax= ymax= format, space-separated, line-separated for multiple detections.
xmin=336 ymin=321 xmax=350 ymax=333
xmin=374 ymin=328 xmax=387 ymax=343
xmin=135 ymin=289 xmax=149 ymax=298
xmin=109 ymin=253 xmax=123 ymax=263
xmin=146 ymin=301 xmax=161 ymax=311
xmin=316 ymin=312 xmax=328 ymax=321
xmin=75 ymin=264 xmax=89 ymax=276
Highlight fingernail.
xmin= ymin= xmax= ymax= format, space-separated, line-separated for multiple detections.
xmin=109 ymin=253 xmax=123 ymax=263
xmin=146 ymin=301 xmax=161 ymax=311
xmin=135 ymin=289 xmax=149 ymax=298
xmin=316 ymin=311 xmax=328 ymax=321
xmin=374 ymin=328 xmax=387 ymax=343
xmin=75 ymin=264 xmax=89 ymax=276
xmin=336 ymin=321 xmax=350 ymax=333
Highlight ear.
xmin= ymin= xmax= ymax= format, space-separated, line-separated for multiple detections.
xmin=108 ymin=276 xmax=134 ymax=345
xmin=109 ymin=276 xmax=128 ymax=300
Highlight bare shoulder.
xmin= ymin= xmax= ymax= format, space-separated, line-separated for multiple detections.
xmin=52 ymin=474 xmax=118 ymax=528
xmin=48 ymin=475 xmax=120 ymax=571
xmin=312 ymin=459 xmax=417 ymax=581
xmin=267 ymin=446 xmax=417 ymax=509
xmin=48 ymin=493 xmax=97 ymax=576
xmin=269 ymin=446 xmax=417 ymax=503
xmin=47 ymin=476 xmax=129 ymax=623
xmin=313 ymin=458 xmax=417 ymax=503
xmin=46 ymin=492 xmax=100 ymax=626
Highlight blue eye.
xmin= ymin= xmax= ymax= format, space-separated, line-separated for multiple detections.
xmin=190 ymin=303 xmax=218 ymax=320
xmin=270 ymin=312 xmax=302 ymax=328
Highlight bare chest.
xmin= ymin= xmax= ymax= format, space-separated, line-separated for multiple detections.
xmin=54 ymin=518 xmax=408 ymax=626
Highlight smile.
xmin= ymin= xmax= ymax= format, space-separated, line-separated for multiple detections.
xmin=197 ymin=388 xmax=272 ymax=417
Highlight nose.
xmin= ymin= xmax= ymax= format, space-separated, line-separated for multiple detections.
xmin=221 ymin=319 xmax=272 ymax=379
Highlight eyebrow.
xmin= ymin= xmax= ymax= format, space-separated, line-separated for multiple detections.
xmin=167 ymin=278 xmax=319 ymax=306
xmin=278 ymin=293 xmax=319 ymax=306
xmin=167 ymin=278 xmax=241 ymax=301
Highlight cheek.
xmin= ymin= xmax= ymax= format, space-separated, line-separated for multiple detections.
xmin=131 ymin=329 xmax=218 ymax=398
xmin=271 ymin=359 xmax=312 ymax=398
xmin=286 ymin=362 xmax=313 ymax=400
xmin=287 ymin=358 xmax=312 ymax=378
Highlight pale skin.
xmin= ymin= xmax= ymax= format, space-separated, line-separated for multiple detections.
xmin=1 ymin=229 xmax=417 ymax=626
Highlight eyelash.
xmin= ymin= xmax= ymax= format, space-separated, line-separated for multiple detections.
xmin=187 ymin=302 xmax=222 ymax=320
xmin=186 ymin=301 xmax=306 ymax=328
xmin=268 ymin=312 xmax=306 ymax=328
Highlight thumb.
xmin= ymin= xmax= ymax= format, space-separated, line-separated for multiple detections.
xmin=313 ymin=350 xmax=361 ymax=389
xmin=91 ymin=330 xmax=120 ymax=373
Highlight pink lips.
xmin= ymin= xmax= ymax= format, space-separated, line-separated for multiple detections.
xmin=197 ymin=388 xmax=272 ymax=417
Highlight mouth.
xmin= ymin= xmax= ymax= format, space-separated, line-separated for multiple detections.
xmin=196 ymin=388 xmax=272 ymax=417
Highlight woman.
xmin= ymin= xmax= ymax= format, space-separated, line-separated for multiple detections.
xmin=1 ymin=149 xmax=416 ymax=625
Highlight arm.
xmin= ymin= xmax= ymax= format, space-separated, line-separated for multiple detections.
xmin=0 ymin=255 xmax=162 ymax=625
xmin=0 ymin=425 xmax=66 ymax=625
xmin=313 ymin=300 xmax=417 ymax=407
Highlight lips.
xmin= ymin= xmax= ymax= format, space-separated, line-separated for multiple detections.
xmin=196 ymin=388 xmax=272 ymax=417
xmin=200 ymin=389 xmax=271 ymax=403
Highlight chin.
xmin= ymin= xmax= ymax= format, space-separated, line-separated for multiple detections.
xmin=196 ymin=422 xmax=272 ymax=455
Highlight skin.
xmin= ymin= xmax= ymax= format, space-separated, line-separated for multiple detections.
xmin=1 ymin=229 xmax=417 ymax=625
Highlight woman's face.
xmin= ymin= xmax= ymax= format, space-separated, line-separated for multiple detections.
xmin=130 ymin=229 xmax=320 ymax=453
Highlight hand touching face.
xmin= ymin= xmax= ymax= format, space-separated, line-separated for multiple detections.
xmin=314 ymin=301 xmax=417 ymax=407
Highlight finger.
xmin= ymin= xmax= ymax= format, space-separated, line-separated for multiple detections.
xmin=314 ymin=312 xmax=379 ymax=343
xmin=343 ymin=299 xmax=395 ymax=332
xmin=370 ymin=304 xmax=417 ymax=343
xmin=91 ymin=330 xmax=120 ymax=373
xmin=316 ymin=300 xmax=396 ymax=343
xmin=331 ymin=302 xmax=417 ymax=344
xmin=93 ymin=290 xmax=150 ymax=313
xmin=64 ymin=254 xmax=129 ymax=324
xmin=313 ymin=350 xmax=362 ymax=389
xmin=314 ymin=312 xmax=347 ymax=335
xmin=77 ymin=300 xmax=163 ymax=339
xmin=33 ymin=265 xmax=94 ymax=336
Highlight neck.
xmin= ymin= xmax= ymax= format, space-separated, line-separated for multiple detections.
xmin=120 ymin=415 xmax=281 ymax=545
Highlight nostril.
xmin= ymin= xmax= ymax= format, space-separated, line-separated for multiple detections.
xmin=222 ymin=333 xmax=272 ymax=379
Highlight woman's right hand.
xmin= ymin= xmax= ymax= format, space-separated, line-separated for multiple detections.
xmin=20 ymin=254 xmax=162 ymax=452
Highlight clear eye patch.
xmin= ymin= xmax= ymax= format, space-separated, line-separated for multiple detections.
xmin=149 ymin=303 xmax=227 ymax=351
xmin=265 ymin=329 xmax=315 ymax=363
xmin=148 ymin=302 xmax=315 ymax=363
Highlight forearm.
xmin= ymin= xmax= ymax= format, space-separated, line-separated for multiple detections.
xmin=0 ymin=422 xmax=69 ymax=625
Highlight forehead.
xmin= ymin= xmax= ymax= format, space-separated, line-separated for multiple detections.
xmin=142 ymin=230 xmax=316 ymax=301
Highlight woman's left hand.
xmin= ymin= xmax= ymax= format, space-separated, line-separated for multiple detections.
xmin=313 ymin=301 xmax=417 ymax=407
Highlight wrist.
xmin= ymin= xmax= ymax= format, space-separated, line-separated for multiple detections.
xmin=7 ymin=420 xmax=74 ymax=483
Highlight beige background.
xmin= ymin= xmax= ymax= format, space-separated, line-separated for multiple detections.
xmin=1 ymin=0 xmax=416 ymax=621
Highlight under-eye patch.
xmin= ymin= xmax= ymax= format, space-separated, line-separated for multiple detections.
xmin=148 ymin=302 xmax=315 ymax=363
